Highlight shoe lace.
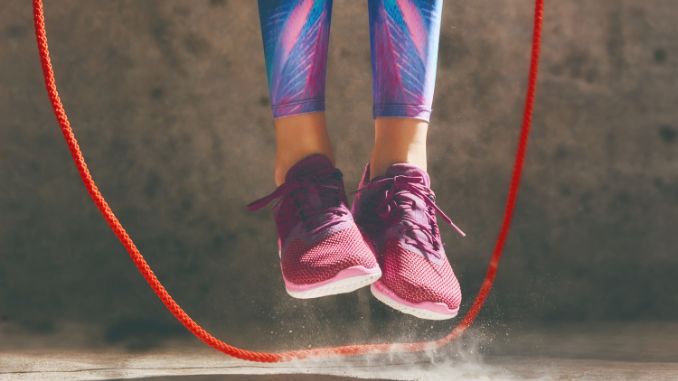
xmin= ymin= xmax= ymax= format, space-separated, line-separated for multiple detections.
xmin=246 ymin=169 xmax=349 ymax=234
xmin=354 ymin=175 xmax=465 ymax=259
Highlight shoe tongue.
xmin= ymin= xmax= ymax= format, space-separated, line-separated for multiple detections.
xmin=384 ymin=163 xmax=431 ymax=187
xmin=285 ymin=154 xmax=335 ymax=181
xmin=382 ymin=163 xmax=435 ymax=239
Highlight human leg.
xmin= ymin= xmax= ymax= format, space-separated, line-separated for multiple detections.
xmin=258 ymin=0 xmax=335 ymax=185
xmin=367 ymin=0 xmax=443 ymax=179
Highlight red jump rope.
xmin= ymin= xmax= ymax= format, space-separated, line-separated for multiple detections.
xmin=32 ymin=0 xmax=543 ymax=363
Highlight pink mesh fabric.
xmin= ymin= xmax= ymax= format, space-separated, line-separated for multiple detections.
xmin=376 ymin=241 xmax=461 ymax=310
xmin=352 ymin=162 xmax=463 ymax=311
xmin=282 ymin=225 xmax=378 ymax=286
xmin=248 ymin=154 xmax=378 ymax=289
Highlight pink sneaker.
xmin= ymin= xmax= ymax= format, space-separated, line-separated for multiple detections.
xmin=351 ymin=163 xmax=465 ymax=320
xmin=247 ymin=154 xmax=381 ymax=299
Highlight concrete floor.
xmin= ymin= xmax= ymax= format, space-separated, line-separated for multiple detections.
xmin=3 ymin=348 xmax=677 ymax=380
xmin=2 ymin=323 xmax=677 ymax=380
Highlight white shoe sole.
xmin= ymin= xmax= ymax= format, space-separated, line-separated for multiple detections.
xmin=285 ymin=265 xmax=382 ymax=299
xmin=370 ymin=282 xmax=459 ymax=320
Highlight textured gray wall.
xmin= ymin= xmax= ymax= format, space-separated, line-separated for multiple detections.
xmin=1 ymin=0 xmax=677 ymax=348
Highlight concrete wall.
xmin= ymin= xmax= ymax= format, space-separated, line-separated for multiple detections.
xmin=1 ymin=0 xmax=677 ymax=347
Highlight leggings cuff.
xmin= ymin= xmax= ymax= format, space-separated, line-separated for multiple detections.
xmin=373 ymin=104 xmax=432 ymax=122
xmin=272 ymin=98 xmax=325 ymax=119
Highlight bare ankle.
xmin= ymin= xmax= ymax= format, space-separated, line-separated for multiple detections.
xmin=274 ymin=112 xmax=335 ymax=186
xmin=369 ymin=118 xmax=428 ymax=180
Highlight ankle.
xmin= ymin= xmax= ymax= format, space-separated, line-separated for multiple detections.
xmin=369 ymin=150 xmax=427 ymax=180
xmin=275 ymin=151 xmax=335 ymax=186
xmin=274 ymin=112 xmax=335 ymax=186
xmin=369 ymin=118 xmax=428 ymax=180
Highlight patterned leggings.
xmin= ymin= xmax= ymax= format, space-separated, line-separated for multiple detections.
xmin=258 ymin=0 xmax=443 ymax=122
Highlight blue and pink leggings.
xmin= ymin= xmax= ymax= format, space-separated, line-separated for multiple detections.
xmin=258 ymin=0 xmax=442 ymax=122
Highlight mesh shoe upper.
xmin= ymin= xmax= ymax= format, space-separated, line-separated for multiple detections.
xmin=352 ymin=163 xmax=464 ymax=310
xmin=248 ymin=154 xmax=377 ymax=286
